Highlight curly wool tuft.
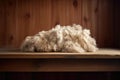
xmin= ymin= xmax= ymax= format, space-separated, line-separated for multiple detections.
xmin=21 ymin=24 xmax=98 ymax=53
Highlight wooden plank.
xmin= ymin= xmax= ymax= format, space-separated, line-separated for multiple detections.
xmin=98 ymin=0 xmax=114 ymax=48
xmin=15 ymin=0 xmax=30 ymax=48
xmin=82 ymin=0 xmax=90 ymax=28
xmin=51 ymin=0 xmax=82 ymax=26
xmin=0 ymin=1 xmax=6 ymax=48
xmin=5 ymin=0 xmax=17 ymax=48
xmin=16 ymin=0 xmax=52 ymax=47
xmin=52 ymin=0 xmax=80 ymax=26
xmin=0 ymin=59 xmax=120 ymax=72
xmin=114 ymin=0 xmax=120 ymax=49
xmin=29 ymin=0 xmax=52 ymax=32
xmin=90 ymin=0 xmax=98 ymax=40
xmin=81 ymin=0 xmax=98 ymax=42
xmin=0 ymin=49 xmax=120 ymax=59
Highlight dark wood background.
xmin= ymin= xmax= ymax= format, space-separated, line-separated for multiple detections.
xmin=0 ymin=0 xmax=120 ymax=48
xmin=0 ymin=72 xmax=120 ymax=80
xmin=0 ymin=0 xmax=120 ymax=79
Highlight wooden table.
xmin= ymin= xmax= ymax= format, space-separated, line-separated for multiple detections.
xmin=0 ymin=49 xmax=120 ymax=72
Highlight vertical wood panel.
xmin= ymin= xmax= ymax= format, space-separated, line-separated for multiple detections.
xmin=5 ymin=0 xmax=17 ymax=48
xmin=89 ymin=0 xmax=98 ymax=39
xmin=82 ymin=0 xmax=98 ymax=39
xmin=0 ymin=1 xmax=6 ymax=48
xmin=29 ymin=0 xmax=52 ymax=32
xmin=98 ymin=0 xmax=114 ymax=48
xmin=13 ymin=0 xmax=52 ymax=47
xmin=16 ymin=0 xmax=32 ymax=47
xmin=51 ymin=0 xmax=82 ymax=27
xmin=0 ymin=0 xmax=118 ymax=48
xmin=114 ymin=0 xmax=120 ymax=48
xmin=51 ymin=0 xmax=70 ymax=26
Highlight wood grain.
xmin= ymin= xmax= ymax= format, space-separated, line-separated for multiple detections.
xmin=0 ymin=0 xmax=119 ymax=49
xmin=114 ymin=0 xmax=120 ymax=48
xmin=0 ymin=49 xmax=120 ymax=59
xmin=97 ymin=0 xmax=114 ymax=48
xmin=0 ymin=1 xmax=6 ymax=48
xmin=0 ymin=59 xmax=120 ymax=72
xmin=5 ymin=0 xmax=17 ymax=48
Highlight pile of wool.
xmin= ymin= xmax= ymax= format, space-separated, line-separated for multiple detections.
xmin=21 ymin=24 xmax=98 ymax=53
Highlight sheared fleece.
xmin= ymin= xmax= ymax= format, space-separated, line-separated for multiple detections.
xmin=21 ymin=24 xmax=98 ymax=53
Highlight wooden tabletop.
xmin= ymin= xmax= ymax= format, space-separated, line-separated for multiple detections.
xmin=0 ymin=48 xmax=120 ymax=59
xmin=0 ymin=48 xmax=120 ymax=72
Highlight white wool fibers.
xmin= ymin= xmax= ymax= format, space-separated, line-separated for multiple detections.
xmin=21 ymin=24 xmax=98 ymax=53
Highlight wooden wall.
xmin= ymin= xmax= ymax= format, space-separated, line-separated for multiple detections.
xmin=114 ymin=0 xmax=120 ymax=48
xmin=0 ymin=0 xmax=119 ymax=48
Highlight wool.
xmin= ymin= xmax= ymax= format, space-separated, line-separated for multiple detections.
xmin=21 ymin=24 xmax=98 ymax=53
